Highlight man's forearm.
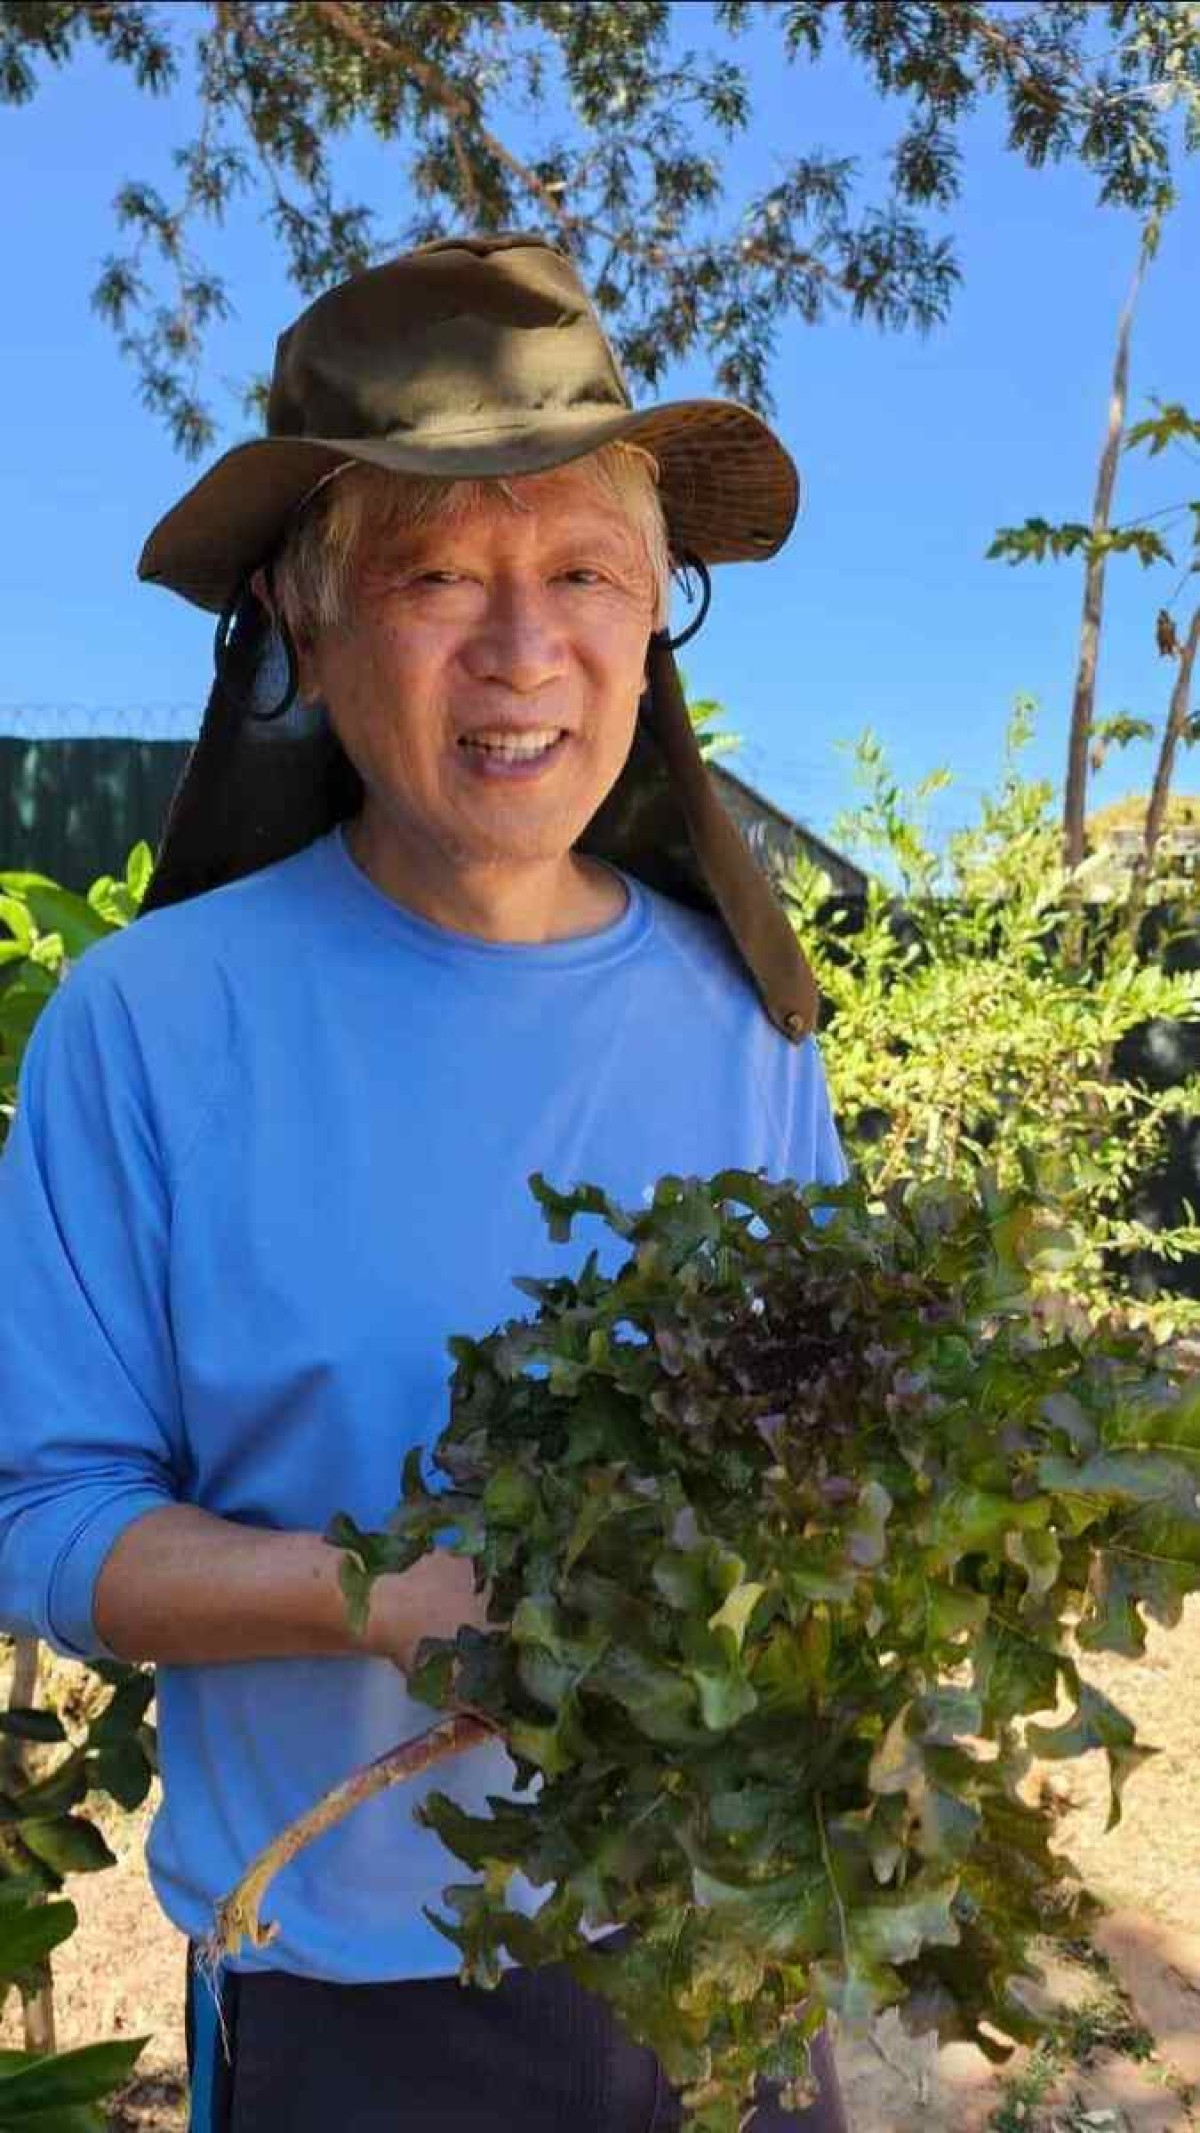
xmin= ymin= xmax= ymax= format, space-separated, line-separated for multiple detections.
xmin=93 ymin=1503 xmax=370 ymax=1665
xmin=91 ymin=1501 xmax=490 ymax=1671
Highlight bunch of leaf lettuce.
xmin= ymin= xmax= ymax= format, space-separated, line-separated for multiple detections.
xmin=332 ymin=1169 xmax=1200 ymax=2132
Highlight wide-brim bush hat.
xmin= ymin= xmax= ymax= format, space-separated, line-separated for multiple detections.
xmin=137 ymin=231 xmax=819 ymax=1037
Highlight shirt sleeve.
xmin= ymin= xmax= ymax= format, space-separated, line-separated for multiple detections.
xmin=0 ymin=954 xmax=184 ymax=1661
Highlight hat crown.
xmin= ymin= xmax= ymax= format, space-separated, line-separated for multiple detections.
xmin=266 ymin=233 xmax=632 ymax=444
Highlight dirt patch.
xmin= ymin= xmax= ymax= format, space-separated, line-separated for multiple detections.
xmin=1043 ymin=1618 xmax=1200 ymax=1938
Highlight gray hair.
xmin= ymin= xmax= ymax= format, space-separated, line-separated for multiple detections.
xmin=273 ymin=441 xmax=672 ymax=639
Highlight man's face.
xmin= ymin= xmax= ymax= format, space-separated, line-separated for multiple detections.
xmin=298 ymin=463 xmax=657 ymax=880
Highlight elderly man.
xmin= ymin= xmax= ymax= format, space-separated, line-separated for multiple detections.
xmin=0 ymin=234 xmax=849 ymax=2131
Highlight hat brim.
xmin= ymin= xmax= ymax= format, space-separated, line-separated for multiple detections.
xmin=138 ymin=399 xmax=801 ymax=613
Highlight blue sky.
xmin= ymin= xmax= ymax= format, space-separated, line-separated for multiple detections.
xmin=1 ymin=10 xmax=1197 ymax=850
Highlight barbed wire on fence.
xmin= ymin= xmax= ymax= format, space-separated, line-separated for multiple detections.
xmin=0 ymin=704 xmax=201 ymax=742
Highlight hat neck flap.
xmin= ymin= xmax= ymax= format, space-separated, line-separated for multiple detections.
xmin=140 ymin=612 xmax=818 ymax=1042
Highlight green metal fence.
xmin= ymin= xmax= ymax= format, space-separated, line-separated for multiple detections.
xmin=0 ymin=738 xmax=190 ymax=893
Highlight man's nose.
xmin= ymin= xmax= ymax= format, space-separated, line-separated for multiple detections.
xmin=462 ymin=579 xmax=568 ymax=694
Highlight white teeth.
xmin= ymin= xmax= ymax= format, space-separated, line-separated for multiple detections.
xmin=460 ymin=730 xmax=564 ymax=759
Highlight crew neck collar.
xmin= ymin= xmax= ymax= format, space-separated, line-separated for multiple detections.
xmin=315 ymin=821 xmax=652 ymax=973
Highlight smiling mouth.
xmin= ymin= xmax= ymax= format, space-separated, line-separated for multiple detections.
xmin=457 ymin=728 xmax=567 ymax=762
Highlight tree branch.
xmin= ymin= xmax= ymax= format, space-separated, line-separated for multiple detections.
xmin=1063 ymin=230 xmax=1153 ymax=875
xmin=2 ymin=1638 xmax=57 ymax=2055
xmin=1125 ymin=603 xmax=1200 ymax=943
xmin=310 ymin=0 xmax=582 ymax=244
xmin=309 ymin=1 xmax=847 ymax=302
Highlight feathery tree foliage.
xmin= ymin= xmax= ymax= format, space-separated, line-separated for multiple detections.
xmin=2 ymin=1 xmax=1199 ymax=451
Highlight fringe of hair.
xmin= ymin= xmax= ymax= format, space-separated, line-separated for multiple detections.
xmin=272 ymin=441 xmax=672 ymax=639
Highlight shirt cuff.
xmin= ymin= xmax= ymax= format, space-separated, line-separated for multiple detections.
xmin=45 ymin=1486 xmax=175 ymax=1662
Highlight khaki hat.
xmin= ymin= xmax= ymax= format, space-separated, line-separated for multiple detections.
xmin=139 ymin=232 xmax=801 ymax=610
xmin=137 ymin=231 xmax=819 ymax=1040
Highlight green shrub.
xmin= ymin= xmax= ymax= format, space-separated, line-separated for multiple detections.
xmin=782 ymin=706 xmax=1200 ymax=1334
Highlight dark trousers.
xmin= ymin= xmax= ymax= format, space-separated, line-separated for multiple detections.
xmin=185 ymin=1942 xmax=851 ymax=2132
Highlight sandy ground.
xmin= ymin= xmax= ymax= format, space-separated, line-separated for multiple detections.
xmin=2 ymin=1599 xmax=1198 ymax=2131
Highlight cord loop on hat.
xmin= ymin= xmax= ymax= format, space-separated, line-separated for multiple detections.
xmin=213 ymin=566 xmax=301 ymax=725
xmin=659 ymin=554 xmax=712 ymax=652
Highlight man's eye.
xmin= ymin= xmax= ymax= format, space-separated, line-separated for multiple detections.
xmin=415 ymin=570 xmax=463 ymax=587
xmin=558 ymin=568 xmax=605 ymax=586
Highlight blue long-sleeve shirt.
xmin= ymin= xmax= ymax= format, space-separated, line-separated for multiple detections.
xmin=0 ymin=823 xmax=846 ymax=1981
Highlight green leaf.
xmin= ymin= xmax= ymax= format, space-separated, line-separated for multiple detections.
xmin=688 ymin=1664 xmax=758 ymax=1733
xmin=925 ymin=1487 xmax=1047 ymax=1564
xmin=1038 ymin=1392 xmax=1099 ymax=1456
xmin=86 ymin=875 xmax=138 ymax=928
xmin=89 ymin=1738 xmax=153 ymax=1813
xmin=1127 ymin=402 xmax=1200 ymax=456
xmin=0 ymin=1896 xmax=77 ymax=1985
xmin=4 ymin=1756 xmax=87 ymax=1822
xmin=0 ymin=2051 xmax=111 ymax=2133
xmin=1075 ymin=1549 xmax=1151 ymax=1656
xmin=0 ymin=895 xmax=34 ymax=952
xmin=86 ymin=1672 xmax=154 ymax=1749
xmin=848 ymin=1878 xmax=961 ymax=1965
xmin=753 ymin=1613 xmax=832 ymax=1714
xmin=652 ymin=1548 xmax=714 ymax=1614
xmin=123 ymin=842 xmax=154 ymax=904
xmin=1037 ymin=1448 xmax=1200 ymax=1513
xmin=0 ymin=2035 xmax=148 ymax=2116
xmin=505 ymin=1714 xmax=580 ymax=1779
xmin=0 ymin=881 xmax=115 ymax=958
xmin=1004 ymin=1526 xmax=1062 ymax=1599
xmin=971 ymin=1620 xmax=1065 ymax=1723
xmin=706 ymin=1580 xmax=766 ymax=1650
xmin=588 ymin=1644 xmax=701 ymax=1745
xmin=690 ymin=1858 xmax=830 ymax=1961
xmin=1025 ymin=1682 xmax=1158 ymax=1829
xmin=562 ymin=1471 xmax=636 ymax=1572
xmin=0 ymin=1879 xmax=51 ymax=1911
xmin=924 ymin=1587 xmax=990 ymax=1645
xmin=17 ymin=1817 xmax=117 ymax=1876
xmin=1077 ymin=1503 xmax=1200 ymax=1653
xmin=528 ymin=1174 xmax=628 ymax=1244
xmin=482 ymin=1465 xmax=539 ymax=1528
xmin=326 ymin=1513 xmax=415 ymax=1637
xmin=0 ymin=1710 xmax=67 ymax=1746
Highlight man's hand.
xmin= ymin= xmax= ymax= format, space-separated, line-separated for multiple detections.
xmin=364 ymin=1548 xmax=494 ymax=1677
